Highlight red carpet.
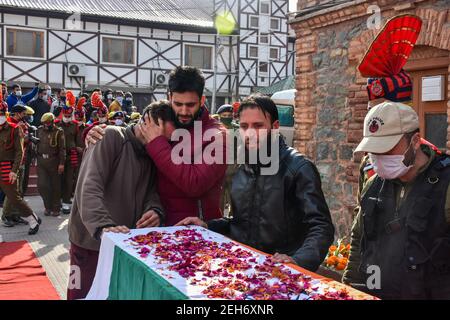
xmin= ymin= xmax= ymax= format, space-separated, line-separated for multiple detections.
xmin=0 ymin=240 xmax=60 ymax=300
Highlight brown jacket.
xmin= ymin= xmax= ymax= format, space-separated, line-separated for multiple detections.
xmin=68 ymin=125 xmax=163 ymax=251
xmin=0 ymin=122 xmax=23 ymax=173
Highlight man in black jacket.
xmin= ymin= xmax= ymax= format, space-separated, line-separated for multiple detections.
xmin=177 ymin=94 xmax=335 ymax=272
xmin=29 ymin=88 xmax=50 ymax=127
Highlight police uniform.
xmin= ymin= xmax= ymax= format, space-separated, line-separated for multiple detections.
xmin=56 ymin=91 xmax=81 ymax=214
xmin=0 ymin=101 xmax=41 ymax=234
xmin=37 ymin=113 xmax=65 ymax=215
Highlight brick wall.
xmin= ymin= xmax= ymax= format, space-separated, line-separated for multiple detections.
xmin=291 ymin=0 xmax=450 ymax=238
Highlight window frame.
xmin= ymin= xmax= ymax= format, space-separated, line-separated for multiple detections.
xmin=4 ymin=26 xmax=46 ymax=60
xmin=269 ymin=47 xmax=279 ymax=60
xmin=259 ymin=32 xmax=269 ymax=44
xmin=249 ymin=45 xmax=259 ymax=58
xmin=183 ymin=43 xmax=214 ymax=71
xmin=249 ymin=15 xmax=260 ymax=29
xmin=259 ymin=61 xmax=269 ymax=74
xmin=100 ymin=35 xmax=137 ymax=66
xmin=270 ymin=18 xmax=280 ymax=31
xmin=260 ymin=1 xmax=271 ymax=15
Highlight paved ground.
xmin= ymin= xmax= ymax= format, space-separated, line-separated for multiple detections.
xmin=0 ymin=196 xmax=70 ymax=300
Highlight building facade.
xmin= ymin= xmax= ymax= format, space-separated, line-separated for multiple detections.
xmin=0 ymin=0 xmax=295 ymax=109
xmin=290 ymin=0 xmax=450 ymax=237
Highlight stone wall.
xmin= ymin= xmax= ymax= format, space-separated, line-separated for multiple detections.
xmin=291 ymin=0 xmax=450 ymax=238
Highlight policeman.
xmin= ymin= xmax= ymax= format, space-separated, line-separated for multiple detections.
xmin=111 ymin=111 xmax=127 ymax=127
xmin=0 ymin=101 xmax=41 ymax=234
xmin=55 ymin=97 xmax=80 ymax=214
xmin=36 ymin=113 xmax=65 ymax=217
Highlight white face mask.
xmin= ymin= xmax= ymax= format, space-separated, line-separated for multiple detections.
xmin=47 ymin=89 xmax=52 ymax=96
xmin=63 ymin=116 xmax=72 ymax=123
xmin=15 ymin=90 xmax=22 ymax=96
xmin=115 ymin=119 xmax=124 ymax=126
xmin=99 ymin=117 xmax=107 ymax=124
xmin=42 ymin=95 xmax=48 ymax=101
xmin=116 ymin=97 xmax=124 ymax=105
xmin=0 ymin=116 xmax=6 ymax=125
xmin=107 ymin=94 xmax=113 ymax=100
xmin=369 ymin=148 xmax=414 ymax=180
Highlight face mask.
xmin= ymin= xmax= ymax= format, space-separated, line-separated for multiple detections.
xmin=0 ymin=116 xmax=6 ymax=125
xmin=15 ymin=90 xmax=22 ymax=96
xmin=115 ymin=119 xmax=124 ymax=126
xmin=369 ymin=143 xmax=416 ymax=180
xmin=220 ymin=117 xmax=233 ymax=126
xmin=99 ymin=117 xmax=107 ymax=124
xmin=107 ymin=94 xmax=113 ymax=100
xmin=47 ymin=89 xmax=51 ymax=96
xmin=116 ymin=97 xmax=124 ymax=105
xmin=63 ymin=117 xmax=72 ymax=123
xmin=42 ymin=95 xmax=48 ymax=101
xmin=126 ymin=97 xmax=132 ymax=102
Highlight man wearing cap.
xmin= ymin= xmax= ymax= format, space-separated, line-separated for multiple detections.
xmin=343 ymin=101 xmax=450 ymax=299
xmin=111 ymin=111 xmax=127 ymax=127
xmin=55 ymin=91 xmax=82 ymax=214
xmin=0 ymin=101 xmax=41 ymax=234
xmin=36 ymin=113 xmax=65 ymax=217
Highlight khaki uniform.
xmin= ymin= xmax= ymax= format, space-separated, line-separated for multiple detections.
xmin=0 ymin=122 xmax=34 ymax=219
xmin=36 ymin=125 xmax=65 ymax=211
xmin=56 ymin=121 xmax=80 ymax=204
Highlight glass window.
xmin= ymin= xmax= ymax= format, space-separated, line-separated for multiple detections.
xmin=185 ymin=45 xmax=213 ymax=70
xmin=270 ymin=48 xmax=279 ymax=60
xmin=249 ymin=46 xmax=258 ymax=58
xmin=425 ymin=113 xmax=447 ymax=149
xmin=276 ymin=105 xmax=294 ymax=127
xmin=261 ymin=2 xmax=270 ymax=14
xmin=259 ymin=62 xmax=268 ymax=73
xmin=102 ymin=37 xmax=135 ymax=64
xmin=260 ymin=33 xmax=269 ymax=44
xmin=6 ymin=28 xmax=44 ymax=58
xmin=250 ymin=16 xmax=259 ymax=28
xmin=270 ymin=18 xmax=280 ymax=30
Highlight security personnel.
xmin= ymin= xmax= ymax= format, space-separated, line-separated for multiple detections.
xmin=0 ymin=101 xmax=41 ymax=234
xmin=111 ymin=111 xmax=127 ymax=127
xmin=37 ymin=113 xmax=65 ymax=216
xmin=55 ymin=93 xmax=81 ymax=214
xmin=345 ymin=102 xmax=450 ymax=299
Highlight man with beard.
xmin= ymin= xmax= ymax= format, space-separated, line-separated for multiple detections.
xmin=87 ymin=66 xmax=227 ymax=226
xmin=176 ymin=94 xmax=335 ymax=272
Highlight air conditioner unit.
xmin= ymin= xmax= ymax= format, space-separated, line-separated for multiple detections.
xmin=154 ymin=71 xmax=169 ymax=87
xmin=68 ymin=64 xmax=86 ymax=77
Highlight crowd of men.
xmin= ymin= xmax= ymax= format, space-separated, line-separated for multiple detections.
xmin=0 ymin=82 xmax=142 ymax=232
xmin=0 ymin=14 xmax=449 ymax=302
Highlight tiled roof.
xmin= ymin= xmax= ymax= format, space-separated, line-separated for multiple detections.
xmin=0 ymin=0 xmax=215 ymax=28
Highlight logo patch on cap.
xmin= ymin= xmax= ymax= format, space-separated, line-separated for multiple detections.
xmin=370 ymin=80 xmax=384 ymax=97
xmin=368 ymin=117 xmax=384 ymax=133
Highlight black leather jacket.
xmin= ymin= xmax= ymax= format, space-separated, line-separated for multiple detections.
xmin=208 ymin=138 xmax=335 ymax=271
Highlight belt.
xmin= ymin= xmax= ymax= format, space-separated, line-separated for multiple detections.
xmin=37 ymin=153 xmax=58 ymax=159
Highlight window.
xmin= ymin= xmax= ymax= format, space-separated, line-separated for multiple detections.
xmin=249 ymin=46 xmax=258 ymax=58
xmin=102 ymin=37 xmax=135 ymax=64
xmin=185 ymin=45 xmax=213 ymax=70
xmin=270 ymin=18 xmax=280 ymax=30
xmin=6 ymin=28 xmax=44 ymax=58
xmin=250 ymin=16 xmax=259 ymax=28
xmin=270 ymin=48 xmax=279 ymax=60
xmin=260 ymin=33 xmax=269 ymax=44
xmin=261 ymin=2 xmax=270 ymax=14
xmin=259 ymin=61 xmax=268 ymax=74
